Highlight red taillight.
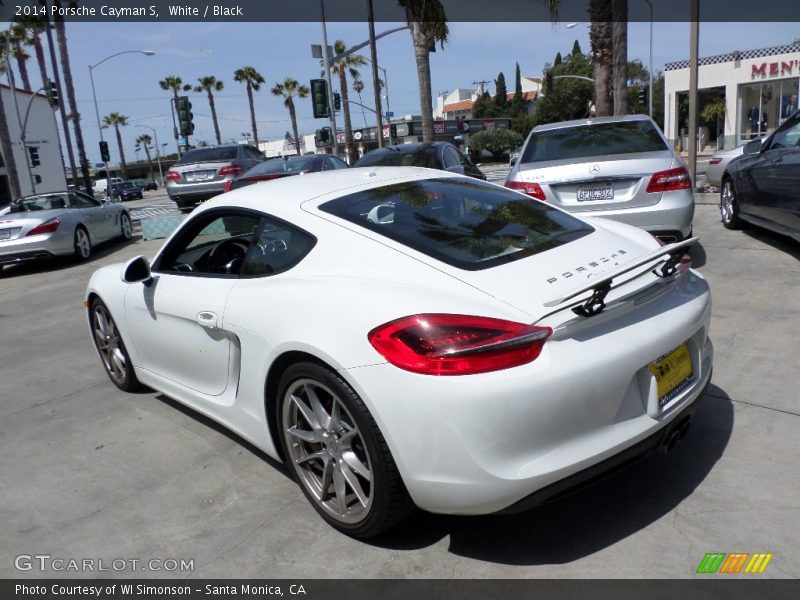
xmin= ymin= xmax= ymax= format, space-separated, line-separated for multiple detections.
xmin=646 ymin=167 xmax=692 ymax=193
xmin=368 ymin=314 xmax=552 ymax=376
xmin=165 ymin=169 xmax=181 ymax=181
xmin=219 ymin=164 xmax=243 ymax=176
xmin=223 ymin=180 xmax=233 ymax=193
xmin=244 ymin=173 xmax=285 ymax=182
xmin=708 ymin=157 xmax=722 ymax=165
xmin=505 ymin=179 xmax=547 ymax=201
xmin=26 ymin=218 xmax=60 ymax=237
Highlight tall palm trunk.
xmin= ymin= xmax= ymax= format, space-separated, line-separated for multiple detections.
xmin=246 ymin=83 xmax=258 ymax=145
xmin=208 ymin=91 xmax=221 ymax=145
xmin=143 ymin=144 xmax=154 ymax=182
xmin=0 ymin=90 xmax=22 ymax=200
xmin=409 ymin=25 xmax=435 ymax=142
xmin=612 ymin=0 xmax=628 ymax=116
xmin=13 ymin=42 xmax=32 ymax=91
xmin=590 ymin=0 xmax=613 ymax=117
xmin=32 ymin=35 xmax=48 ymax=90
xmin=113 ymin=124 xmax=128 ymax=180
xmin=338 ymin=69 xmax=355 ymax=162
xmin=54 ymin=3 xmax=92 ymax=192
xmin=288 ymin=99 xmax=300 ymax=156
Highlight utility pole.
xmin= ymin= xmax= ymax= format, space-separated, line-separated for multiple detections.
xmin=319 ymin=0 xmax=339 ymax=156
xmin=687 ymin=0 xmax=699 ymax=185
xmin=366 ymin=0 xmax=383 ymax=148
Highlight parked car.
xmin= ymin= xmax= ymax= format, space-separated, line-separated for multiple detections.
xmin=166 ymin=144 xmax=266 ymax=213
xmin=0 ymin=190 xmax=133 ymax=267
xmin=509 ymin=145 xmax=522 ymax=166
xmin=720 ymin=110 xmax=800 ymax=241
xmin=705 ymin=137 xmax=765 ymax=189
xmin=355 ymin=142 xmax=486 ymax=180
xmin=93 ymin=177 xmax=124 ymax=196
xmin=86 ymin=167 xmax=712 ymax=538
xmin=225 ymin=153 xmax=349 ymax=192
xmin=110 ymin=181 xmax=143 ymax=201
xmin=506 ymin=115 xmax=694 ymax=242
xmin=142 ymin=181 xmax=159 ymax=191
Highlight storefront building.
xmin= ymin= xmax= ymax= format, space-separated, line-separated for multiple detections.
xmin=664 ymin=42 xmax=800 ymax=151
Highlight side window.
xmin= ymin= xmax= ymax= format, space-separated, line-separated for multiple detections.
xmin=241 ymin=217 xmax=316 ymax=277
xmin=69 ymin=193 xmax=101 ymax=208
xmin=325 ymin=156 xmax=345 ymax=170
xmin=443 ymin=146 xmax=461 ymax=168
xmin=156 ymin=212 xmax=261 ymax=276
xmin=769 ymin=116 xmax=800 ymax=150
xmin=248 ymin=146 xmax=265 ymax=161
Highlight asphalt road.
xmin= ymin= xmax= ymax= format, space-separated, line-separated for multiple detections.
xmin=0 ymin=202 xmax=798 ymax=579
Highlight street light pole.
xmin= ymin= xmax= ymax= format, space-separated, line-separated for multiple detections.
xmin=366 ymin=0 xmax=384 ymax=148
xmin=319 ymin=0 xmax=339 ymax=156
xmin=646 ymin=0 xmax=654 ymax=119
xmin=89 ymin=50 xmax=155 ymax=198
xmin=361 ymin=57 xmax=392 ymax=144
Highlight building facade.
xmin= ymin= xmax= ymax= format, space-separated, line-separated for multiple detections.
xmin=0 ymin=84 xmax=66 ymax=204
xmin=665 ymin=42 xmax=800 ymax=151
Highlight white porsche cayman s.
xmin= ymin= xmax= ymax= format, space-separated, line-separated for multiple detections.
xmin=86 ymin=167 xmax=713 ymax=538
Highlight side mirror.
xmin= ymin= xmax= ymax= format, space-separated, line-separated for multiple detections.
xmin=744 ymin=139 xmax=762 ymax=155
xmin=121 ymin=255 xmax=152 ymax=285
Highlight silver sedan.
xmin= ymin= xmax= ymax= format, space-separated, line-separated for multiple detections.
xmin=0 ymin=190 xmax=133 ymax=268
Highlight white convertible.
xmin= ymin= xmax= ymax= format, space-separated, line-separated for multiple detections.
xmin=86 ymin=167 xmax=713 ymax=538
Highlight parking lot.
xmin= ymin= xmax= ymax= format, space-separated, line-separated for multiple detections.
xmin=0 ymin=195 xmax=798 ymax=578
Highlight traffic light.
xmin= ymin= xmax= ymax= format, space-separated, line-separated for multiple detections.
xmin=545 ymin=69 xmax=553 ymax=93
xmin=390 ymin=124 xmax=397 ymax=139
xmin=310 ymin=79 xmax=329 ymax=119
xmin=176 ymin=96 xmax=194 ymax=136
xmin=316 ymin=127 xmax=332 ymax=144
xmin=99 ymin=141 xmax=110 ymax=162
xmin=46 ymin=79 xmax=59 ymax=108
xmin=333 ymin=92 xmax=341 ymax=111
xmin=28 ymin=146 xmax=40 ymax=167
xmin=638 ymin=86 xmax=648 ymax=106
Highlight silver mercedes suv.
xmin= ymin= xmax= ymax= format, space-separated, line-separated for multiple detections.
xmin=505 ymin=115 xmax=694 ymax=242
xmin=166 ymin=144 xmax=266 ymax=213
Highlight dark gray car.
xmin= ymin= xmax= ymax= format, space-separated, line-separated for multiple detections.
xmin=166 ymin=144 xmax=266 ymax=212
xmin=355 ymin=142 xmax=487 ymax=180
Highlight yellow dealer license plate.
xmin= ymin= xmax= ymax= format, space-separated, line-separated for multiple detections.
xmin=649 ymin=342 xmax=695 ymax=408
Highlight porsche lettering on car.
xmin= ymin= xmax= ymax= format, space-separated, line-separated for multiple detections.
xmin=86 ymin=167 xmax=713 ymax=538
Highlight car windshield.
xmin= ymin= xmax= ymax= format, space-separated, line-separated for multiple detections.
xmin=245 ymin=156 xmax=320 ymax=176
xmin=355 ymin=146 xmax=439 ymax=169
xmin=319 ymin=178 xmax=594 ymax=271
xmin=119 ymin=182 xmax=136 ymax=189
xmin=522 ymin=120 xmax=668 ymax=163
xmin=13 ymin=194 xmax=71 ymax=211
xmin=179 ymin=147 xmax=238 ymax=164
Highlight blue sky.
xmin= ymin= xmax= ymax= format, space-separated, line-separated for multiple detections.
xmin=10 ymin=20 xmax=799 ymax=163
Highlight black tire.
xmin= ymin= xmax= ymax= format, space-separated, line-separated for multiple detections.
xmin=277 ymin=361 xmax=414 ymax=538
xmin=720 ymin=178 xmax=743 ymax=229
xmin=73 ymin=226 xmax=92 ymax=260
xmin=120 ymin=212 xmax=133 ymax=240
xmin=89 ymin=299 xmax=143 ymax=392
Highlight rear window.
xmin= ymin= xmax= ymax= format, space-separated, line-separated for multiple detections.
xmin=179 ymin=147 xmax=238 ymax=164
xmin=522 ymin=120 xmax=667 ymax=163
xmin=355 ymin=147 xmax=438 ymax=169
xmin=246 ymin=156 xmax=320 ymax=176
xmin=318 ymin=178 xmax=593 ymax=271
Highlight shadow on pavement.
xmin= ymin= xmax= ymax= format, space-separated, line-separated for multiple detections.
xmin=371 ymin=384 xmax=733 ymax=564
xmin=742 ymin=227 xmax=800 ymax=260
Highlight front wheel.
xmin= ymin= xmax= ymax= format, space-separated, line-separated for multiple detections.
xmin=120 ymin=212 xmax=133 ymax=240
xmin=720 ymin=179 xmax=743 ymax=229
xmin=278 ymin=362 xmax=413 ymax=538
xmin=74 ymin=226 xmax=92 ymax=260
xmin=90 ymin=299 xmax=142 ymax=391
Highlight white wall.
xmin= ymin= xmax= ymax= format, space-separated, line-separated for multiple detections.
xmin=0 ymin=85 xmax=67 ymax=197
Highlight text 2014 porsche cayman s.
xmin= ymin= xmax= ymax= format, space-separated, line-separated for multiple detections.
xmin=86 ymin=167 xmax=713 ymax=538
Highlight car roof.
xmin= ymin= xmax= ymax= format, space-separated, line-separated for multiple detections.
xmin=532 ymin=114 xmax=653 ymax=133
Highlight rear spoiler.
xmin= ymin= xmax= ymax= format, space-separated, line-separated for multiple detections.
xmin=543 ymin=236 xmax=698 ymax=316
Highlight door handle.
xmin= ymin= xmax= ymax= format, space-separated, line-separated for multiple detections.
xmin=196 ymin=311 xmax=219 ymax=330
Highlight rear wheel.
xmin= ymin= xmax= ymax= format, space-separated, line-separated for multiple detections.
xmin=120 ymin=212 xmax=133 ymax=240
xmin=90 ymin=299 xmax=142 ymax=391
xmin=74 ymin=226 xmax=92 ymax=260
xmin=278 ymin=362 xmax=413 ymax=538
xmin=720 ymin=178 xmax=742 ymax=229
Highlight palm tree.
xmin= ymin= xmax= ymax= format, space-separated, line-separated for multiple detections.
xmin=0 ymin=43 xmax=22 ymax=200
xmin=9 ymin=23 xmax=32 ymax=92
xmin=233 ymin=66 xmax=265 ymax=146
xmin=135 ymin=133 xmax=155 ymax=182
xmin=271 ymin=77 xmax=308 ymax=156
xmin=352 ymin=77 xmax=369 ymax=128
xmin=15 ymin=15 xmax=50 ymax=90
xmin=158 ymin=75 xmax=191 ymax=152
xmin=590 ymin=0 xmax=613 ymax=117
xmin=102 ymin=112 xmax=129 ymax=180
xmin=398 ymin=0 xmax=449 ymax=142
xmin=53 ymin=0 xmax=92 ymax=192
xmin=326 ymin=40 xmax=366 ymax=163
xmin=194 ymin=76 xmax=224 ymax=145
xmin=611 ymin=0 xmax=628 ymax=116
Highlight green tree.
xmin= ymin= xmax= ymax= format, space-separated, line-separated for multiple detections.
xmin=533 ymin=51 xmax=594 ymax=125
xmin=572 ymin=40 xmax=583 ymax=56
xmin=271 ymin=77 xmax=309 ymax=156
xmin=234 ymin=66 xmax=265 ymax=146
xmin=612 ymin=0 xmax=628 ymax=115
xmin=326 ymin=40 xmax=366 ymax=163
xmin=102 ymin=112 xmax=129 ymax=180
xmin=494 ymin=72 xmax=508 ymax=112
xmin=194 ymin=76 xmax=224 ymax=145
xmin=135 ymin=133 xmax=155 ymax=183
xmin=9 ymin=23 xmax=32 ymax=91
xmin=399 ymin=0 xmax=449 ymax=142
xmin=472 ymin=90 xmax=499 ymax=118
xmin=554 ymin=52 xmax=563 ymax=66
xmin=0 ymin=41 xmax=21 ymax=200
xmin=469 ymin=129 xmax=524 ymax=160
xmin=511 ymin=62 xmax=526 ymax=116
xmin=352 ymin=77 xmax=369 ymax=128
xmin=589 ymin=0 xmax=613 ymax=117
xmin=159 ymin=75 xmax=191 ymax=152
xmin=701 ymin=97 xmax=726 ymax=150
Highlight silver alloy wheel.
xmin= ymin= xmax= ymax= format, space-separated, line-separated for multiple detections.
xmin=75 ymin=228 xmax=91 ymax=258
xmin=92 ymin=304 xmax=127 ymax=385
xmin=282 ymin=378 xmax=374 ymax=524
xmin=721 ymin=181 xmax=735 ymax=224
xmin=121 ymin=213 xmax=133 ymax=239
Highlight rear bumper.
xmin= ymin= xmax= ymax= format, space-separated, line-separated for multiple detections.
xmin=166 ymin=181 xmax=229 ymax=208
xmin=0 ymin=233 xmax=72 ymax=264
